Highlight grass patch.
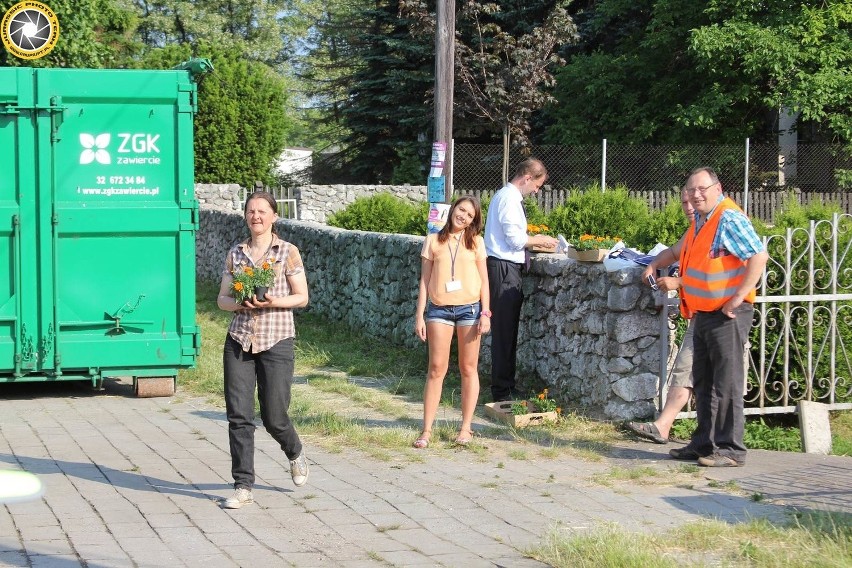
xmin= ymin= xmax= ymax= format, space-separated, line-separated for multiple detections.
xmin=530 ymin=513 xmax=852 ymax=567
xmin=591 ymin=466 xmax=660 ymax=487
xmin=294 ymin=312 xmax=427 ymax=394
xmin=831 ymin=411 xmax=852 ymax=456
xmin=505 ymin=412 xmax=622 ymax=461
xmin=306 ymin=373 xmax=409 ymax=418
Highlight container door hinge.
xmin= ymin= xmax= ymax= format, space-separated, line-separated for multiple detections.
xmin=181 ymin=325 xmax=201 ymax=356
xmin=179 ymin=199 xmax=199 ymax=231
xmin=49 ymin=96 xmax=66 ymax=142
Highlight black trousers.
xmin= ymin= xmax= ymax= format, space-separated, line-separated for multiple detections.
xmin=224 ymin=335 xmax=302 ymax=489
xmin=487 ymin=256 xmax=524 ymax=401
xmin=691 ymin=304 xmax=752 ymax=463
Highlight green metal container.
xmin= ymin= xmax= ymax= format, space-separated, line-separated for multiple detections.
xmin=0 ymin=60 xmax=212 ymax=396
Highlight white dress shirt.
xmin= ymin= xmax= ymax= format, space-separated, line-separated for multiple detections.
xmin=484 ymin=183 xmax=527 ymax=263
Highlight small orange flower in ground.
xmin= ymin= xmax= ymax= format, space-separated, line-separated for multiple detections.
xmin=511 ymin=390 xmax=559 ymax=416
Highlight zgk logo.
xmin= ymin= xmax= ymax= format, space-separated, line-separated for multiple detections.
xmin=1 ymin=2 xmax=60 ymax=60
xmin=80 ymin=133 xmax=111 ymax=165
xmin=80 ymin=133 xmax=162 ymax=165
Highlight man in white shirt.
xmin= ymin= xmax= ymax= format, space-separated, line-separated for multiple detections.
xmin=484 ymin=158 xmax=558 ymax=401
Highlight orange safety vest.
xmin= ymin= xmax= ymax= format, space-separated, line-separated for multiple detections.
xmin=679 ymin=197 xmax=756 ymax=319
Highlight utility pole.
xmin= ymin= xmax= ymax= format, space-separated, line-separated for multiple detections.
xmin=434 ymin=0 xmax=455 ymax=203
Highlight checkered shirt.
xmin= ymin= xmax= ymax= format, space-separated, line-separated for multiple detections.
xmin=225 ymin=234 xmax=304 ymax=352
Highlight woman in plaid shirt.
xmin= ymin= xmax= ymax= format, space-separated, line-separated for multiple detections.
xmin=216 ymin=191 xmax=310 ymax=509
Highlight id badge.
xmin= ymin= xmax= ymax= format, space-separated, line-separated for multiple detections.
xmin=445 ymin=280 xmax=462 ymax=292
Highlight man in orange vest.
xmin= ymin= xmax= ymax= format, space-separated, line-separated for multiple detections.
xmin=643 ymin=167 xmax=768 ymax=467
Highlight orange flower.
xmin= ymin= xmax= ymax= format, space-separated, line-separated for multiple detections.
xmin=233 ymin=282 xmax=243 ymax=291
xmin=261 ymin=261 xmax=270 ymax=270
xmin=244 ymin=267 xmax=254 ymax=277
xmin=556 ymin=407 xmax=562 ymax=414
xmin=538 ymin=393 xmax=545 ymax=400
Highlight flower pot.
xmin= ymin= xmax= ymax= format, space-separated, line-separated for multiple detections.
xmin=484 ymin=401 xmax=558 ymax=428
xmin=566 ymin=248 xmax=609 ymax=262
xmin=254 ymin=286 xmax=268 ymax=301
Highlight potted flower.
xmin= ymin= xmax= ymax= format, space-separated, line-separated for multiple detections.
xmin=484 ymin=389 xmax=561 ymax=428
xmin=528 ymin=224 xmax=557 ymax=253
xmin=568 ymin=234 xmax=621 ymax=262
xmin=230 ymin=260 xmax=276 ymax=303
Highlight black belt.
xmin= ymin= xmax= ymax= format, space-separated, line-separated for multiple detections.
xmin=487 ymin=256 xmax=523 ymax=268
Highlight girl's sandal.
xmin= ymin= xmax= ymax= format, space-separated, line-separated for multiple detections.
xmin=413 ymin=431 xmax=431 ymax=449
xmin=454 ymin=429 xmax=475 ymax=446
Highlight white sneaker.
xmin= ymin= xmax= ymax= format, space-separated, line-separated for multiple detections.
xmin=222 ymin=487 xmax=253 ymax=509
xmin=290 ymin=452 xmax=309 ymax=487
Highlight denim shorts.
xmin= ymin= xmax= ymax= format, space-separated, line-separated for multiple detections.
xmin=425 ymin=301 xmax=481 ymax=327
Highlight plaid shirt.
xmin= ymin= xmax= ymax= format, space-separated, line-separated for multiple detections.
xmin=695 ymin=196 xmax=765 ymax=260
xmin=225 ymin=234 xmax=304 ymax=352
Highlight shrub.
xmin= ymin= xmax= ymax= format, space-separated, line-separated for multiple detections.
xmin=327 ymin=193 xmax=428 ymax=235
xmin=632 ymin=192 xmax=691 ymax=251
xmin=545 ymin=184 xmax=651 ymax=245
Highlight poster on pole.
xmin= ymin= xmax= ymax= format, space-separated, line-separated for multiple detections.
xmin=427 ymin=176 xmax=445 ymax=203
xmin=427 ymin=202 xmax=450 ymax=234
xmin=429 ymin=142 xmax=446 ymax=178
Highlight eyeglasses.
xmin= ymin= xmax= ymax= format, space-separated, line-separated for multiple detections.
xmin=684 ymin=181 xmax=719 ymax=195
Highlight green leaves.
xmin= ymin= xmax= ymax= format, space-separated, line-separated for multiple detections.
xmin=327 ymin=193 xmax=428 ymax=236
xmin=547 ymin=0 xmax=852 ymax=144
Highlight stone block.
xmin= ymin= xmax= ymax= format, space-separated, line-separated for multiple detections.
xmin=798 ymin=401 xmax=832 ymax=454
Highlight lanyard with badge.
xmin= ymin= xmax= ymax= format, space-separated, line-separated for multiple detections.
xmin=446 ymin=234 xmax=463 ymax=292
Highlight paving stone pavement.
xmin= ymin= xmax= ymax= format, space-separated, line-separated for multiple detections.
xmin=0 ymin=380 xmax=849 ymax=568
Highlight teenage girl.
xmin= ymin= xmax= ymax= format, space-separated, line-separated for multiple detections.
xmin=413 ymin=195 xmax=491 ymax=447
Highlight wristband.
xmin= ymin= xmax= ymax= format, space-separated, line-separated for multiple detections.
xmin=481 ymin=310 xmax=492 ymax=318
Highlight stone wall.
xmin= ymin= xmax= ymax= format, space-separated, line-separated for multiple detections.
xmin=194 ymin=183 xmax=427 ymax=223
xmin=197 ymin=205 xmax=661 ymax=421
xmin=296 ymin=184 xmax=427 ymax=223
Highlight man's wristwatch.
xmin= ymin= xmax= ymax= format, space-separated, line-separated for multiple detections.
xmin=481 ymin=310 xmax=492 ymax=318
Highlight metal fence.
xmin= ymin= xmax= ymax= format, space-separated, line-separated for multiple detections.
xmin=454 ymin=142 xmax=852 ymax=222
xmin=661 ymin=213 xmax=852 ymax=417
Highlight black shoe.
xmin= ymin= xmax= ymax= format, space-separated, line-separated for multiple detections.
xmin=669 ymin=446 xmax=701 ymax=460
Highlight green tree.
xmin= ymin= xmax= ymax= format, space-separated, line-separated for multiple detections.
xmin=454 ymin=0 xmax=578 ymax=182
xmin=0 ymin=0 xmax=140 ymax=68
xmin=328 ymin=0 xmax=434 ymax=183
xmin=291 ymin=0 xmax=368 ymax=151
xmin=545 ymin=0 xmax=720 ymax=144
xmin=133 ymin=0 xmax=299 ymax=68
xmin=137 ymin=42 xmax=292 ymax=187
xmin=689 ymin=0 xmax=852 ymax=142
xmin=403 ymin=0 xmax=579 ymax=183
xmin=545 ymin=0 xmax=852 ymax=145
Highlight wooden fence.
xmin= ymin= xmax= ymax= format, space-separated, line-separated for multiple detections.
xmin=467 ymin=188 xmax=852 ymax=223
